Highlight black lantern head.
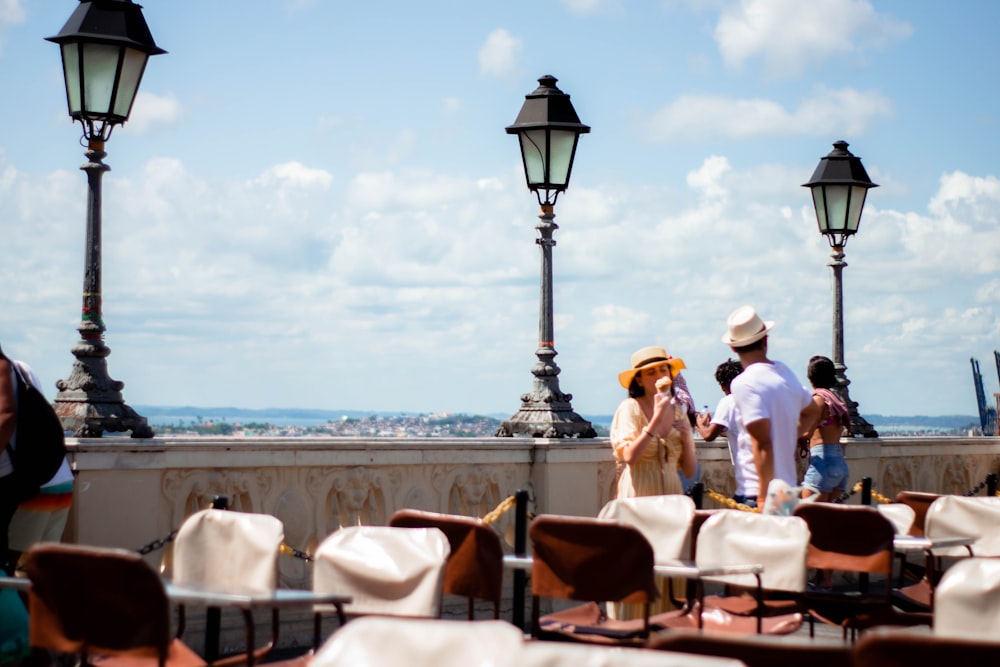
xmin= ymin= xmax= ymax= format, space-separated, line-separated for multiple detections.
xmin=47 ymin=0 xmax=166 ymax=143
xmin=803 ymin=140 xmax=878 ymax=248
xmin=506 ymin=75 xmax=590 ymax=207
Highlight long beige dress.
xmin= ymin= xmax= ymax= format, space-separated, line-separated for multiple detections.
xmin=608 ymin=397 xmax=686 ymax=619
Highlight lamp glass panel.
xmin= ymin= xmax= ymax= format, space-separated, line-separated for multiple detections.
xmin=811 ymin=186 xmax=829 ymax=233
xmin=519 ymin=129 xmax=547 ymax=186
xmin=80 ymin=42 xmax=122 ymax=116
xmin=820 ymin=184 xmax=850 ymax=233
xmin=60 ymin=43 xmax=83 ymax=114
xmin=846 ymin=185 xmax=868 ymax=233
xmin=547 ymin=130 xmax=577 ymax=186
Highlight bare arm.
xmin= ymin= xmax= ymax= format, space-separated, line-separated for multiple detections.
xmin=798 ymin=395 xmax=824 ymax=441
xmin=0 ymin=358 xmax=15 ymax=454
xmin=695 ymin=412 xmax=725 ymax=441
xmin=675 ymin=414 xmax=697 ymax=479
xmin=744 ymin=418 xmax=773 ymax=497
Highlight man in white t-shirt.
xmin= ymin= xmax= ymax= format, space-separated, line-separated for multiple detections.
xmin=696 ymin=358 xmax=759 ymax=507
xmin=722 ymin=306 xmax=816 ymax=496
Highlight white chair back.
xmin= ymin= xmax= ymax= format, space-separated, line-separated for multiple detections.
xmin=310 ymin=616 xmax=522 ymax=667
xmin=695 ymin=510 xmax=809 ymax=592
xmin=313 ymin=525 xmax=450 ymax=617
xmin=877 ymin=503 xmax=916 ymax=535
xmin=934 ymin=558 xmax=1000 ymax=638
xmin=520 ymin=641 xmax=745 ymax=666
xmin=597 ymin=494 xmax=695 ymax=563
xmin=171 ymin=508 xmax=284 ymax=593
xmin=926 ymin=496 xmax=1000 ymax=556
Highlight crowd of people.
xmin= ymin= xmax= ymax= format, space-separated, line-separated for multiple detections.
xmin=609 ymin=306 xmax=852 ymax=524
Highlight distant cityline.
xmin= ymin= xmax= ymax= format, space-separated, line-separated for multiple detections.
xmin=134 ymin=406 xmax=980 ymax=433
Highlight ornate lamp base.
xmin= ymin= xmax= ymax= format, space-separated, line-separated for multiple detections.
xmin=55 ymin=335 xmax=153 ymax=438
xmin=496 ymin=357 xmax=596 ymax=439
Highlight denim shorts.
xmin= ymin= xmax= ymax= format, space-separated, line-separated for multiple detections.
xmin=802 ymin=444 xmax=849 ymax=494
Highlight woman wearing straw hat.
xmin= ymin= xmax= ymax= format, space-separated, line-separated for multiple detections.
xmin=611 ymin=346 xmax=697 ymax=500
xmin=609 ymin=346 xmax=696 ymax=619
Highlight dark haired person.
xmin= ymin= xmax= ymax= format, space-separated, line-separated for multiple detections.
xmin=722 ymin=306 xmax=816 ymax=498
xmin=697 ymin=358 xmax=758 ymax=507
xmin=799 ymin=355 xmax=851 ymax=502
xmin=608 ymin=345 xmax=696 ymax=619
xmin=0 ymin=349 xmax=17 ymax=574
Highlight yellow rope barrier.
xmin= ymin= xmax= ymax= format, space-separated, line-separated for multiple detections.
xmin=704 ymin=488 xmax=759 ymax=512
xmin=482 ymin=495 xmax=516 ymax=525
xmin=848 ymin=481 xmax=893 ymax=505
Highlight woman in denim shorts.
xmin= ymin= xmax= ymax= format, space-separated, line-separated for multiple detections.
xmin=800 ymin=356 xmax=851 ymax=502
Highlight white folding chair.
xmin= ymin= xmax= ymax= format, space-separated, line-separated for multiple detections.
xmin=660 ymin=510 xmax=810 ymax=635
xmin=172 ymin=508 xmax=284 ymax=592
xmin=877 ymin=503 xmax=916 ymax=536
xmin=933 ymin=557 xmax=1000 ymax=638
xmin=925 ymin=496 xmax=1000 ymax=557
xmin=170 ymin=508 xmax=285 ymax=664
xmin=312 ymin=525 xmax=450 ymax=620
xmin=309 ymin=614 xmax=519 ymax=667
xmin=520 ymin=640 xmax=746 ymax=666
xmin=598 ymin=495 xmax=696 ymax=565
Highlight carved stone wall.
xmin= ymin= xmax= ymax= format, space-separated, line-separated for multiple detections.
xmin=64 ymin=436 xmax=1000 ymax=561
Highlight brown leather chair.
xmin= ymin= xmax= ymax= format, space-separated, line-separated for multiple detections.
xmin=853 ymin=628 xmax=1000 ymax=666
xmin=892 ymin=491 xmax=941 ymax=598
xmin=389 ymin=508 xmax=505 ymax=619
xmin=648 ymin=630 xmax=852 ymax=667
xmin=528 ymin=514 xmax=659 ymax=645
xmin=793 ymin=503 xmax=929 ymax=640
xmin=23 ymin=543 xmax=205 ymax=667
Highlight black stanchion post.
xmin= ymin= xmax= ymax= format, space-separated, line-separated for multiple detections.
xmin=691 ymin=482 xmax=704 ymax=509
xmin=988 ymin=473 xmax=998 ymax=497
xmin=512 ymin=488 xmax=529 ymax=632
xmin=861 ymin=477 xmax=872 ymax=506
xmin=205 ymin=495 xmax=228 ymax=660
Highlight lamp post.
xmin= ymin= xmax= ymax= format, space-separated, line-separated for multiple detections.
xmin=496 ymin=75 xmax=596 ymax=438
xmin=47 ymin=0 xmax=165 ymax=438
xmin=803 ymin=140 xmax=879 ymax=438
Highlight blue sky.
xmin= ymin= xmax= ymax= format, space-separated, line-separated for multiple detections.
xmin=1 ymin=0 xmax=999 ymax=420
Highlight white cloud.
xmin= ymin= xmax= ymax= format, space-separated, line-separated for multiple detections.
xmin=646 ymin=87 xmax=892 ymax=140
xmin=0 ymin=0 xmax=24 ymax=56
xmin=591 ymin=304 xmax=651 ymax=340
xmin=478 ymin=28 xmax=522 ymax=79
xmin=124 ymin=91 xmax=182 ymax=134
xmin=255 ymin=162 xmax=334 ymax=189
xmin=715 ymin=0 xmax=912 ymax=76
xmin=560 ymin=0 xmax=620 ymax=14
xmin=2 ymin=146 xmax=998 ymax=417
xmin=687 ymin=155 xmax=731 ymax=200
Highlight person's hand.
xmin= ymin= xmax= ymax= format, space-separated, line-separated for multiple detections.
xmin=647 ymin=392 xmax=674 ymax=437
xmin=696 ymin=411 xmax=711 ymax=429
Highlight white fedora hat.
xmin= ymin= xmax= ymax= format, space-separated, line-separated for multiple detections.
xmin=722 ymin=306 xmax=774 ymax=347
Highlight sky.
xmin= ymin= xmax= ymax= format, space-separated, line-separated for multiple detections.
xmin=0 ymin=0 xmax=999 ymax=421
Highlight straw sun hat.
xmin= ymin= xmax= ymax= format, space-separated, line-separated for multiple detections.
xmin=618 ymin=346 xmax=686 ymax=389
xmin=722 ymin=305 xmax=774 ymax=347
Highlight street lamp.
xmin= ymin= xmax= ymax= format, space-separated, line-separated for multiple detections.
xmin=803 ymin=140 xmax=879 ymax=438
xmin=496 ymin=75 xmax=596 ymax=438
xmin=47 ymin=0 xmax=166 ymax=438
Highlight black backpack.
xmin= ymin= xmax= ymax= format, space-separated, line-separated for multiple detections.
xmin=5 ymin=357 xmax=68 ymax=502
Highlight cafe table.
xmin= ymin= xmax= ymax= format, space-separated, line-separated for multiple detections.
xmin=503 ymin=554 xmax=765 ymax=632
xmin=164 ymin=582 xmax=351 ymax=666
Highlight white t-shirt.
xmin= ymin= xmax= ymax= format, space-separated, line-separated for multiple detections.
xmin=711 ymin=393 xmax=758 ymax=496
xmin=730 ymin=360 xmax=811 ymax=487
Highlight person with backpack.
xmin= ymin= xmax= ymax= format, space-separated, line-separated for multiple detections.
xmin=0 ymin=349 xmax=18 ymax=574
xmin=6 ymin=361 xmax=74 ymax=570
